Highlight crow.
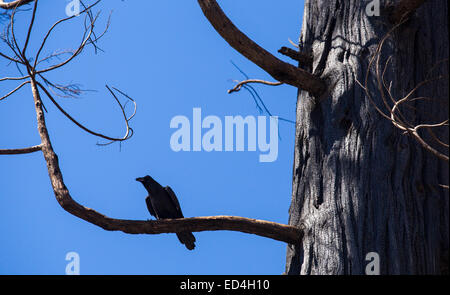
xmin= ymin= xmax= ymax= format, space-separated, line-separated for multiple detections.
xmin=136 ymin=175 xmax=196 ymax=250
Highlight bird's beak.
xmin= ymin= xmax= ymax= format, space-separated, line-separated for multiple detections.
xmin=136 ymin=177 xmax=144 ymax=182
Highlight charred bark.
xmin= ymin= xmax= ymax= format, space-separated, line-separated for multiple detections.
xmin=286 ymin=0 xmax=448 ymax=275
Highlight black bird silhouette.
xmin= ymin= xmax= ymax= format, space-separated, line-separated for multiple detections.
xmin=136 ymin=175 xmax=196 ymax=250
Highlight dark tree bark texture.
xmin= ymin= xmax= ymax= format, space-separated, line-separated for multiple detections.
xmin=286 ymin=0 xmax=448 ymax=274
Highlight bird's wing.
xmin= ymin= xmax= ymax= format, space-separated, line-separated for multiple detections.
xmin=164 ymin=186 xmax=184 ymax=218
xmin=145 ymin=195 xmax=157 ymax=218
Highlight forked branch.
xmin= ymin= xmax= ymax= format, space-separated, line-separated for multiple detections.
xmin=357 ymin=21 xmax=449 ymax=163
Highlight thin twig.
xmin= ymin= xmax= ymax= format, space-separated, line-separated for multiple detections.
xmin=228 ymin=79 xmax=283 ymax=94
xmin=0 ymin=80 xmax=29 ymax=101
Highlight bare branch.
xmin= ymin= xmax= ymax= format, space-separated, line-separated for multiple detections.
xmin=0 ymin=79 xmax=29 ymax=101
xmin=409 ymin=129 xmax=449 ymax=162
xmin=228 ymin=79 xmax=283 ymax=94
xmin=36 ymin=49 xmax=75 ymax=66
xmin=38 ymin=72 xmax=88 ymax=98
xmin=0 ymin=22 xmax=24 ymax=64
xmin=428 ymin=128 xmax=449 ymax=148
xmin=0 ymin=74 xmax=30 ymax=82
xmin=36 ymin=81 xmax=135 ymax=143
xmin=9 ymin=4 xmax=26 ymax=63
xmin=33 ymin=0 xmax=101 ymax=69
xmin=0 ymin=0 xmax=33 ymax=9
xmin=60 ymin=213 xmax=304 ymax=245
xmin=0 ymin=50 xmax=23 ymax=64
xmin=197 ymin=0 xmax=325 ymax=96
xmin=28 ymin=77 xmax=304 ymax=246
xmin=20 ymin=0 xmax=37 ymax=58
xmin=0 ymin=144 xmax=42 ymax=155
xmin=358 ymin=18 xmax=449 ymax=162
xmin=278 ymin=46 xmax=313 ymax=66
xmin=288 ymin=38 xmax=299 ymax=49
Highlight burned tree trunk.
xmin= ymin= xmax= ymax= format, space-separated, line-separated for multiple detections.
xmin=286 ymin=0 xmax=448 ymax=274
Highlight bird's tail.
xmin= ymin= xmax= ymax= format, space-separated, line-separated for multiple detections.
xmin=176 ymin=231 xmax=196 ymax=250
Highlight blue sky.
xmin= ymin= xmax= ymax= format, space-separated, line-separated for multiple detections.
xmin=0 ymin=0 xmax=304 ymax=275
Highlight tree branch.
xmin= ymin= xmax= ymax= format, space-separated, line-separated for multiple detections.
xmin=197 ymin=0 xmax=325 ymax=96
xmin=357 ymin=20 xmax=449 ymax=162
xmin=28 ymin=76 xmax=304 ymax=246
xmin=0 ymin=144 xmax=42 ymax=155
xmin=0 ymin=80 xmax=30 ymax=101
xmin=390 ymin=0 xmax=428 ymax=24
xmin=278 ymin=46 xmax=313 ymax=66
xmin=0 ymin=0 xmax=33 ymax=9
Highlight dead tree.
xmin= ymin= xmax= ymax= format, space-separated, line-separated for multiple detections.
xmin=1 ymin=0 xmax=448 ymax=274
